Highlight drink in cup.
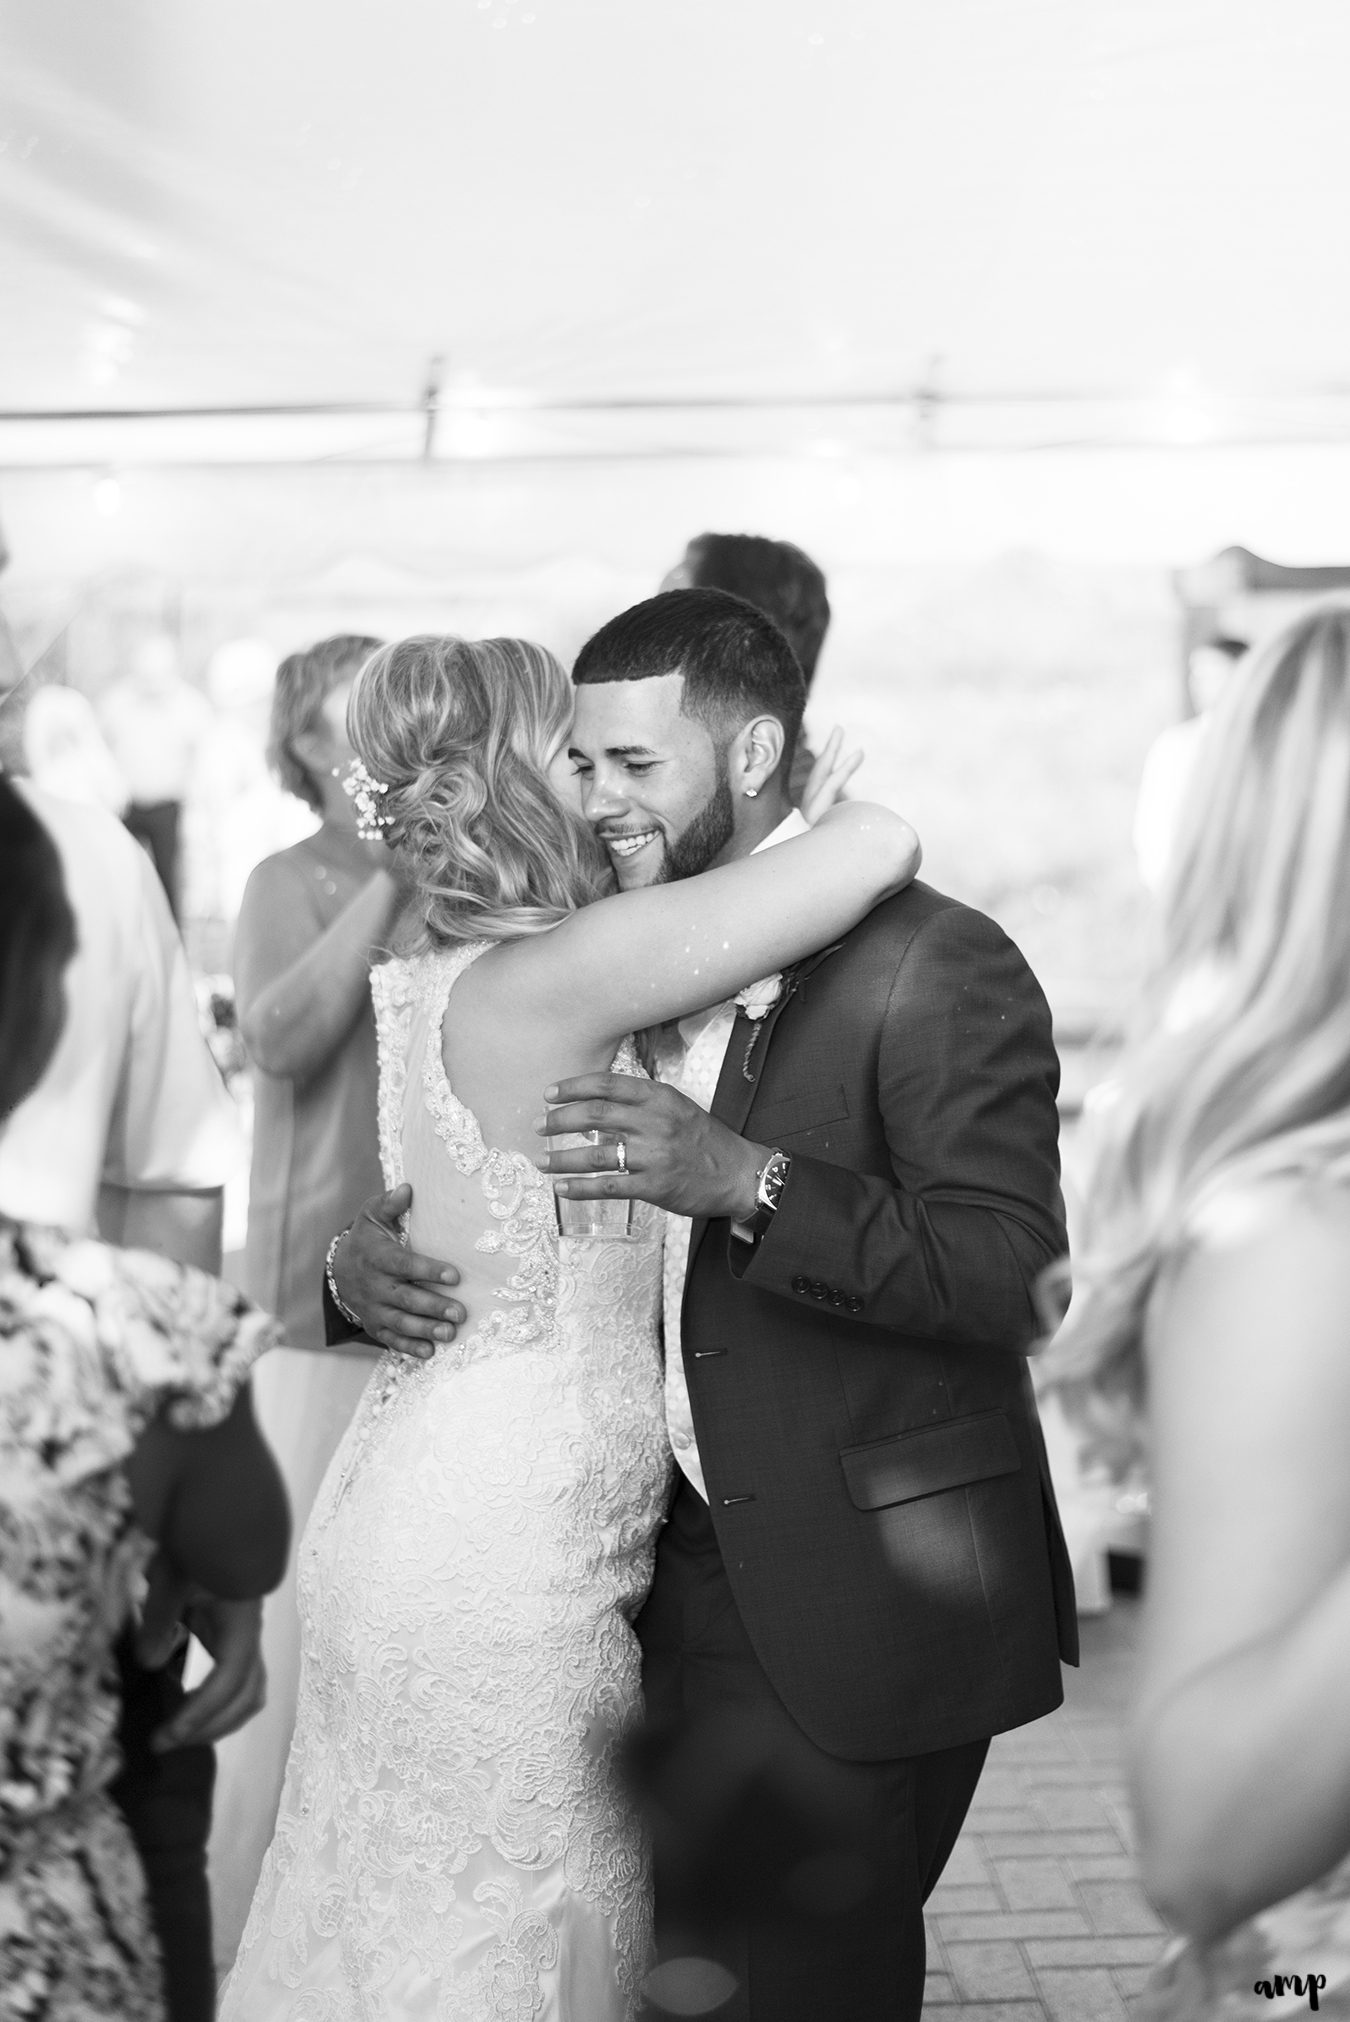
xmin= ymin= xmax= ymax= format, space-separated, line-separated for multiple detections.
xmin=552 ymin=1127 xmax=635 ymax=1240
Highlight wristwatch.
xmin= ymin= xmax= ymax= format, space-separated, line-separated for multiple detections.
xmin=731 ymin=1147 xmax=793 ymax=1245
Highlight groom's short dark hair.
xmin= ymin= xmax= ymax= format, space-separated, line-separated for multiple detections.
xmin=572 ymin=588 xmax=806 ymax=780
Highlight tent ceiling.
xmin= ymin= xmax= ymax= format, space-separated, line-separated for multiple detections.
xmin=6 ymin=0 xmax=1350 ymax=463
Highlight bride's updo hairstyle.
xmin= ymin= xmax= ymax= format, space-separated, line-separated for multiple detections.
xmin=1043 ymin=599 xmax=1350 ymax=1470
xmin=348 ymin=634 xmax=609 ymax=946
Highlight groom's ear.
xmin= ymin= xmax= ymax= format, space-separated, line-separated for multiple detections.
xmin=732 ymin=713 xmax=786 ymax=798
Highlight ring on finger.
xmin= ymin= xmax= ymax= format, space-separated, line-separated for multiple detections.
xmin=615 ymin=1137 xmax=628 ymax=1174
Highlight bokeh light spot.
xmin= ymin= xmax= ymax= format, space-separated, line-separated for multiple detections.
xmin=641 ymin=1956 xmax=739 ymax=2015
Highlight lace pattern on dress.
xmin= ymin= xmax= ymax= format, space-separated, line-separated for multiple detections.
xmin=225 ymin=943 xmax=671 ymax=2021
xmin=420 ymin=949 xmax=562 ymax=1347
xmin=370 ymin=952 xmax=417 ymax=1195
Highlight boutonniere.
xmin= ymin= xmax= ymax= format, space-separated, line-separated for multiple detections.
xmin=735 ymin=973 xmax=783 ymax=1022
xmin=736 ymin=968 xmax=798 ymax=1080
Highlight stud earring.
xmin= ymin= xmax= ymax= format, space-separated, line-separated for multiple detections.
xmin=746 ymin=786 xmax=759 ymax=799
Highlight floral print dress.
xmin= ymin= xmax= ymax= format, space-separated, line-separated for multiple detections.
xmin=0 ymin=1219 xmax=277 ymax=2020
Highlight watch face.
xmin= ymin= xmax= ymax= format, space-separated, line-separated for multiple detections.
xmin=757 ymin=1150 xmax=790 ymax=1214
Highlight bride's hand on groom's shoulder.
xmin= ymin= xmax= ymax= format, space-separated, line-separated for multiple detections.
xmin=536 ymin=1076 xmax=767 ymax=1224
xmin=799 ymin=725 xmax=864 ymax=826
xmin=333 ymin=1186 xmax=467 ymax=1360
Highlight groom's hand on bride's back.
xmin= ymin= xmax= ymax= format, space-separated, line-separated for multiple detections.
xmin=330 ymin=1184 xmax=466 ymax=1361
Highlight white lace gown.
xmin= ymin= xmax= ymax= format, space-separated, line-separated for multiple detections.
xmin=221 ymin=945 xmax=672 ymax=2021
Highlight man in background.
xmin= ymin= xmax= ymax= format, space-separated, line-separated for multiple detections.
xmin=98 ymin=630 xmax=214 ymax=920
xmin=663 ymin=532 xmax=831 ymax=803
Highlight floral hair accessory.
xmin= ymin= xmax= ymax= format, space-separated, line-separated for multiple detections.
xmin=342 ymin=759 xmax=393 ymax=841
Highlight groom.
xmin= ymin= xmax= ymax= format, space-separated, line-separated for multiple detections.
xmin=544 ymin=589 xmax=1076 ymax=2018
xmin=329 ymin=589 xmax=1077 ymax=2020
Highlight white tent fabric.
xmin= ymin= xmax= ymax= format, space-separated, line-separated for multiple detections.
xmin=7 ymin=0 xmax=1350 ymax=464
xmin=11 ymin=0 xmax=1350 ymax=1019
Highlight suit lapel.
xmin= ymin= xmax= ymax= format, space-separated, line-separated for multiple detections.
xmin=684 ymin=939 xmax=845 ymax=1275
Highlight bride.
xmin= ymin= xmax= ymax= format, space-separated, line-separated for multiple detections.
xmin=221 ymin=631 xmax=919 ymax=2020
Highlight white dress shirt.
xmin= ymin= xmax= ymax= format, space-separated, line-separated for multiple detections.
xmin=659 ymin=809 xmax=809 ymax=1498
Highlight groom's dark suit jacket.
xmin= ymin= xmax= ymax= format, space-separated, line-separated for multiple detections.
xmin=680 ymin=877 xmax=1078 ymax=1764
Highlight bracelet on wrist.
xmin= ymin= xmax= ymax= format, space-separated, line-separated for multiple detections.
xmin=325 ymin=1226 xmax=363 ymax=1328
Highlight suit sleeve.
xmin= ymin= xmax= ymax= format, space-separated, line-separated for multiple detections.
xmin=730 ymin=905 xmax=1067 ymax=1351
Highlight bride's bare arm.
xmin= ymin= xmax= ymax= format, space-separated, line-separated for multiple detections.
xmin=482 ymin=802 xmax=919 ymax=1047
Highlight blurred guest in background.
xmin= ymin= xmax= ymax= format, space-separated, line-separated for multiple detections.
xmin=0 ymin=768 xmax=256 ymax=2020
xmin=0 ymin=517 xmax=27 ymax=773
xmin=1133 ymin=635 xmax=1246 ymax=894
xmin=0 ymin=775 xmax=288 ymax=2022
xmin=232 ymin=633 xmax=394 ymax=1345
xmin=663 ymin=531 xmax=832 ymax=802
xmin=195 ymin=635 xmax=313 ymax=925
xmin=208 ymin=633 xmax=402 ymax=1968
xmin=22 ymin=680 xmax=129 ymax=814
xmin=99 ymin=631 xmax=214 ymax=920
xmin=1046 ymin=600 xmax=1350 ymax=2015
xmin=0 ymin=777 xmax=240 ymax=1243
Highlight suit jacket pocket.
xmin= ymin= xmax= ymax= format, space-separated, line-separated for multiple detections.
xmin=750 ymin=1082 xmax=850 ymax=1141
xmin=840 ymin=1410 xmax=1020 ymax=1511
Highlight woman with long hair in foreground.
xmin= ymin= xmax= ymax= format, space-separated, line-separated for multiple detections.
xmin=1044 ymin=601 xmax=1350 ymax=2017
xmin=221 ymin=626 xmax=919 ymax=2021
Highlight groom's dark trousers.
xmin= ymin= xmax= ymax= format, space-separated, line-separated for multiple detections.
xmin=636 ymin=1476 xmax=989 ymax=2021
xmin=634 ymin=881 xmax=1079 ymax=2022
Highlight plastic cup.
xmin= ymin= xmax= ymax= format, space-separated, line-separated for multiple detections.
xmin=553 ymin=1128 xmax=634 ymax=1239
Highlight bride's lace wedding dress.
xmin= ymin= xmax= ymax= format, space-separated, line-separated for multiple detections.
xmin=221 ymin=944 xmax=672 ymax=2021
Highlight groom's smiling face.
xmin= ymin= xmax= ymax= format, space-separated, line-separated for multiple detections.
xmin=569 ymin=672 xmax=736 ymax=890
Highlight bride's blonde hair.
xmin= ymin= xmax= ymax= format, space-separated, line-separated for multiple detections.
xmin=1043 ymin=599 xmax=1350 ymax=1471
xmin=348 ymin=634 xmax=610 ymax=945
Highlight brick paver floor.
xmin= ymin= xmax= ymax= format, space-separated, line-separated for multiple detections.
xmin=923 ymin=1592 xmax=1169 ymax=2019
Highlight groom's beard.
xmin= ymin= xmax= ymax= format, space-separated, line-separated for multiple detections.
xmin=658 ymin=771 xmax=736 ymax=885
